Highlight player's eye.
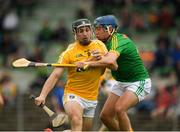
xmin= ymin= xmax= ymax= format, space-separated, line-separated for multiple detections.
xmin=85 ymin=27 xmax=91 ymax=32
xmin=77 ymin=26 xmax=91 ymax=33
xmin=94 ymin=26 xmax=102 ymax=31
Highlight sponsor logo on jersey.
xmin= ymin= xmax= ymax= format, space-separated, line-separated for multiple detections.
xmin=69 ymin=95 xmax=75 ymax=99
xmin=84 ymin=49 xmax=91 ymax=56
xmin=76 ymin=54 xmax=83 ymax=58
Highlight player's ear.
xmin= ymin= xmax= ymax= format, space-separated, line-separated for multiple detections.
xmin=72 ymin=30 xmax=77 ymax=40
xmin=109 ymin=26 xmax=114 ymax=33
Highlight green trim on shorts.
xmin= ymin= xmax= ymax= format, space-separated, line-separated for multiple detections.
xmin=135 ymin=80 xmax=145 ymax=96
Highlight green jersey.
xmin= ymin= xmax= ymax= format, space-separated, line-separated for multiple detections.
xmin=106 ymin=33 xmax=149 ymax=82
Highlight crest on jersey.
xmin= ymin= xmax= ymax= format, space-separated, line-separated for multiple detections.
xmin=76 ymin=53 xmax=84 ymax=58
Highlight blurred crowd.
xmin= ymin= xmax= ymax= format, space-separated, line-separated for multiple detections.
xmin=94 ymin=0 xmax=179 ymax=31
xmin=0 ymin=0 xmax=180 ymax=130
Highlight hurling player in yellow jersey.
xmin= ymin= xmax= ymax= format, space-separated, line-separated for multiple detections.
xmin=35 ymin=18 xmax=107 ymax=131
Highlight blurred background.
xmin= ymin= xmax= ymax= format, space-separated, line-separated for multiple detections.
xmin=0 ymin=0 xmax=180 ymax=131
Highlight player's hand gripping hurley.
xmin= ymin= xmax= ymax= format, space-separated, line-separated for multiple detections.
xmin=29 ymin=95 xmax=67 ymax=127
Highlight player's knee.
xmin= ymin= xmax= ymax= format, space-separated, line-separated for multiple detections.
xmin=71 ymin=114 xmax=82 ymax=126
xmin=100 ymin=111 xmax=110 ymax=123
xmin=115 ymin=105 xmax=126 ymax=115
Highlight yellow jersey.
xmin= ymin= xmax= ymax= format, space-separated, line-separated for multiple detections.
xmin=58 ymin=40 xmax=107 ymax=100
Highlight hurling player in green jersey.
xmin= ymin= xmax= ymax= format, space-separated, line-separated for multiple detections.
xmin=76 ymin=15 xmax=151 ymax=131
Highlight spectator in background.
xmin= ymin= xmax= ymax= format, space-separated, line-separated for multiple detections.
xmin=130 ymin=11 xmax=147 ymax=32
xmin=75 ymin=9 xmax=87 ymax=19
xmin=173 ymin=0 xmax=180 ymax=19
xmin=166 ymin=85 xmax=178 ymax=119
xmin=0 ymin=0 xmax=11 ymax=26
xmin=28 ymin=46 xmax=44 ymax=62
xmin=0 ymin=12 xmax=5 ymax=31
xmin=0 ymin=33 xmax=19 ymax=67
xmin=93 ymin=0 xmax=112 ymax=15
xmin=152 ymin=45 xmax=172 ymax=76
xmin=2 ymin=9 xmax=19 ymax=33
xmin=148 ymin=8 xmax=159 ymax=29
xmin=37 ymin=18 xmax=53 ymax=56
xmin=13 ymin=33 xmax=29 ymax=58
xmin=151 ymin=86 xmax=171 ymax=119
xmin=175 ymin=28 xmax=180 ymax=45
xmin=51 ymin=79 xmax=65 ymax=114
xmin=118 ymin=6 xmax=132 ymax=36
xmin=151 ymin=84 xmax=178 ymax=120
xmin=93 ymin=0 xmax=122 ymax=15
xmin=156 ymin=29 xmax=171 ymax=50
xmin=0 ymin=0 xmax=11 ymax=11
xmin=151 ymin=30 xmax=172 ymax=75
xmin=171 ymin=30 xmax=180 ymax=84
xmin=52 ymin=19 xmax=69 ymax=44
xmin=158 ymin=5 xmax=174 ymax=30
xmin=0 ymin=31 xmax=3 ymax=48
xmin=0 ymin=73 xmax=17 ymax=108
xmin=140 ymin=50 xmax=155 ymax=69
xmin=15 ymin=0 xmax=37 ymax=17
xmin=37 ymin=18 xmax=52 ymax=44
xmin=29 ymin=71 xmax=48 ymax=95
xmin=174 ymin=62 xmax=180 ymax=86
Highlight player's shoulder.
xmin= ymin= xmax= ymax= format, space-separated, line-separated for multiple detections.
xmin=92 ymin=39 xmax=101 ymax=43
xmin=61 ymin=43 xmax=76 ymax=56
xmin=92 ymin=39 xmax=106 ymax=46
xmin=114 ymin=33 xmax=133 ymax=45
xmin=65 ymin=42 xmax=76 ymax=51
xmin=116 ymin=33 xmax=131 ymax=41
xmin=67 ymin=42 xmax=76 ymax=49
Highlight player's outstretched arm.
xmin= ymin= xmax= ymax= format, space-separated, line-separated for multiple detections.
xmin=35 ymin=68 xmax=64 ymax=106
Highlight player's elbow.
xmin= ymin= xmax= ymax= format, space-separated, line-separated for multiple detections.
xmin=52 ymin=68 xmax=63 ymax=79
xmin=109 ymin=63 xmax=118 ymax=70
xmin=53 ymin=72 xmax=61 ymax=79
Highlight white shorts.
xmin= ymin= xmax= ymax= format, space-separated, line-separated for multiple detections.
xmin=110 ymin=78 xmax=151 ymax=101
xmin=104 ymin=79 xmax=118 ymax=91
xmin=63 ymin=93 xmax=97 ymax=118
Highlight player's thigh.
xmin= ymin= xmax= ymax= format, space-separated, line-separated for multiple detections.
xmin=82 ymin=117 xmax=93 ymax=131
xmin=116 ymin=90 xmax=138 ymax=111
xmin=116 ymin=78 xmax=151 ymax=110
xmin=64 ymin=101 xmax=83 ymax=118
xmin=101 ymin=93 xmax=119 ymax=116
